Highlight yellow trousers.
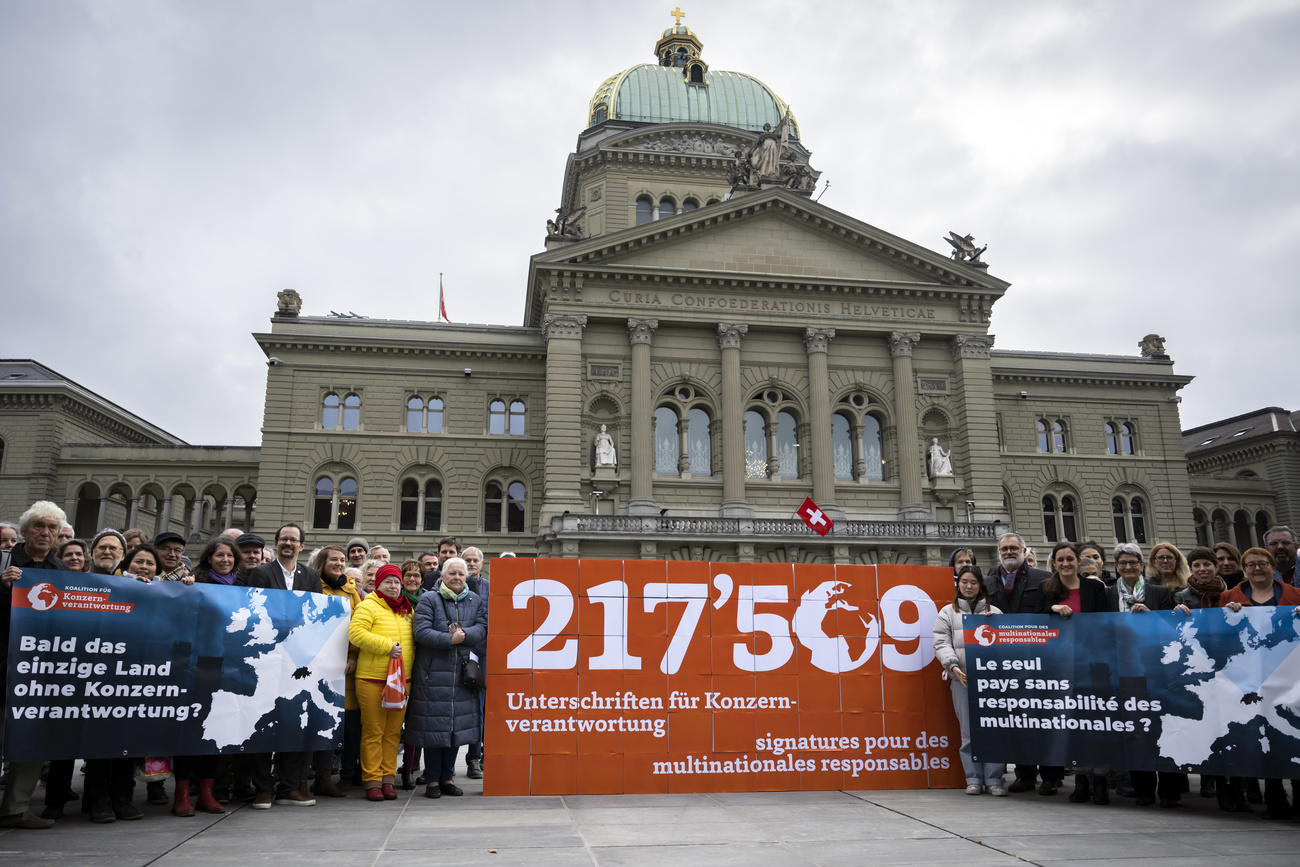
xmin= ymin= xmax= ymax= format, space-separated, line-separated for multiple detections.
xmin=356 ymin=678 xmax=407 ymax=786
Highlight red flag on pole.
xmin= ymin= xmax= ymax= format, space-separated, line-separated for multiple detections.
xmin=796 ymin=496 xmax=834 ymax=536
xmin=438 ymin=273 xmax=450 ymax=322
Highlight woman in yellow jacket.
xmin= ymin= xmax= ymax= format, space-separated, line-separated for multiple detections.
xmin=312 ymin=545 xmax=364 ymax=794
xmin=347 ymin=563 xmax=415 ymax=802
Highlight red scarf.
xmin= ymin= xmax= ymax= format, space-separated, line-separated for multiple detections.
xmin=375 ymin=591 xmax=412 ymax=617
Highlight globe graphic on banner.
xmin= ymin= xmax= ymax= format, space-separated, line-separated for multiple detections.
xmin=27 ymin=583 xmax=58 ymax=611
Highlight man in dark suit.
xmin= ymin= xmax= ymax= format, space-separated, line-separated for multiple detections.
xmin=237 ymin=523 xmax=322 ymax=808
xmin=984 ymin=531 xmax=1051 ymax=793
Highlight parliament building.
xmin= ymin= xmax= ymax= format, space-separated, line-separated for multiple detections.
xmin=4 ymin=22 xmax=1293 ymax=565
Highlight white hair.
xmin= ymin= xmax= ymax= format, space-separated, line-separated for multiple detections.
xmin=442 ymin=557 xmax=467 ymax=575
xmin=462 ymin=546 xmax=483 ymax=558
xmin=19 ymin=501 xmax=68 ymax=533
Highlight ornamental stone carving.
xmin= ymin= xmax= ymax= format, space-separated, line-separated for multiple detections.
xmin=887 ymin=331 xmax=921 ymax=358
xmin=1139 ymin=334 xmax=1168 ymax=358
xmin=627 ymin=318 xmax=659 ymax=345
xmin=803 ymin=327 xmax=835 ymax=354
xmin=619 ymin=132 xmax=742 ymax=157
xmin=716 ymin=322 xmax=749 ymax=350
xmin=276 ymin=288 xmax=303 ymax=317
xmin=542 ymin=313 xmax=587 ymax=340
xmin=949 ymin=333 xmax=995 ymax=360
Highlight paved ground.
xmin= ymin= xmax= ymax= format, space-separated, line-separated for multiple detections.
xmin=2 ymin=768 xmax=1296 ymax=866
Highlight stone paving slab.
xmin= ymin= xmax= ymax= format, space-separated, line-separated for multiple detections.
xmin=0 ymin=769 xmax=1295 ymax=866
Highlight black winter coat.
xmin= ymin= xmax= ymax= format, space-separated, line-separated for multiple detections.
xmin=1105 ymin=581 xmax=1177 ymax=612
xmin=1034 ymin=576 xmax=1116 ymax=614
xmin=985 ymin=565 xmax=1050 ymax=614
xmin=407 ymin=590 xmax=488 ymax=749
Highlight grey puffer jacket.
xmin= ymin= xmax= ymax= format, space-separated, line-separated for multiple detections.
xmin=932 ymin=597 xmax=1000 ymax=677
xmin=407 ymin=589 xmax=488 ymax=749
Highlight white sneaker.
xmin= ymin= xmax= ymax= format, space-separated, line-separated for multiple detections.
xmin=988 ymin=786 xmax=1009 ymax=797
xmin=966 ymin=784 xmax=983 ymax=795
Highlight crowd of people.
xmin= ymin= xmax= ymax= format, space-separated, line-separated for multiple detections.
xmin=933 ymin=529 xmax=1300 ymax=822
xmin=0 ymin=500 xmax=506 ymax=829
xmin=3 ymin=501 xmax=1298 ymax=829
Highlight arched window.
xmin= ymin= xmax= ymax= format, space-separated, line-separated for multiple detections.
xmin=336 ymin=478 xmax=357 ymax=529
xmin=658 ymin=197 xmax=676 ymax=219
xmin=1105 ymin=422 xmax=1118 ymax=455
xmin=1043 ymin=492 xmax=1079 ymax=542
xmin=485 ymin=480 xmax=526 ymax=533
xmin=1233 ymin=509 xmax=1253 ymax=550
xmin=593 ymin=103 xmax=608 ymax=124
xmin=745 ymin=410 xmax=768 ymax=479
xmin=1194 ymin=508 xmax=1211 ymax=547
xmin=682 ymin=198 xmax=699 ymax=212
xmin=489 ymin=400 xmax=507 ymax=434
xmin=341 ymin=394 xmax=361 ymax=431
xmin=1052 ymin=420 xmax=1067 ymax=453
xmin=687 ymin=407 xmax=711 ymax=475
xmin=775 ymin=411 xmax=799 ymax=479
xmin=655 ymin=407 xmax=680 ymax=475
xmin=399 ymin=476 xmax=443 ymax=531
xmin=862 ymin=414 xmax=884 ymax=481
xmin=635 ymin=196 xmax=654 ymax=226
xmin=406 ymin=397 xmax=424 ymax=432
xmin=509 ymin=400 xmax=525 ymax=435
xmin=0 ymin=436 xmax=5 ymax=471
xmin=1119 ymin=423 xmax=1136 ymax=455
xmin=689 ymin=64 xmax=704 ymax=84
xmin=428 ymin=397 xmax=444 ymax=434
xmin=1037 ymin=420 xmax=1049 ymax=452
xmin=313 ymin=478 xmax=334 ymax=529
xmin=1113 ymin=495 xmax=1148 ymax=544
xmin=1038 ymin=418 xmax=1067 ymax=453
xmin=322 ymin=393 xmax=340 ymax=429
xmin=831 ymin=413 xmax=853 ymax=482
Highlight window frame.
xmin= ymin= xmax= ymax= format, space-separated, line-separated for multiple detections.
xmin=1112 ymin=493 xmax=1149 ymax=544
xmin=484 ymin=476 xmax=527 ymax=534
xmin=398 ymin=472 xmax=444 ymax=532
xmin=312 ymin=472 xmax=359 ymax=531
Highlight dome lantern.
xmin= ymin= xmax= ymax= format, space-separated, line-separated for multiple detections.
xmin=654 ymin=8 xmax=708 ymax=85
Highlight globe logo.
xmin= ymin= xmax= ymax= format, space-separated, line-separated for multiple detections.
xmin=974 ymin=624 xmax=996 ymax=647
xmin=27 ymin=583 xmax=59 ymax=612
xmin=792 ymin=580 xmax=880 ymax=673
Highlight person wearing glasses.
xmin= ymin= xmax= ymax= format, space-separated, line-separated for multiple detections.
xmin=1145 ymin=542 xmax=1189 ymax=592
xmin=1223 ymin=547 xmax=1300 ymax=821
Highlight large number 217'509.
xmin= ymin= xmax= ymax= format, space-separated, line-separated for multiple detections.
xmin=503 ymin=577 xmax=937 ymax=674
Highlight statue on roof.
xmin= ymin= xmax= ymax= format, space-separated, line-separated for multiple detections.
xmin=944 ymin=232 xmax=988 ymax=267
xmin=747 ymin=109 xmax=792 ymax=183
xmin=547 ymin=205 xmax=587 ymax=241
xmin=1139 ymin=334 xmax=1168 ymax=358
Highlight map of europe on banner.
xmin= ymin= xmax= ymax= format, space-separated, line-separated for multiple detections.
xmin=6 ymin=572 xmax=349 ymax=761
xmin=966 ymin=608 xmax=1300 ymax=777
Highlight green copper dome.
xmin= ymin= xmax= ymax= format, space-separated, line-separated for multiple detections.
xmin=587 ymin=24 xmax=798 ymax=138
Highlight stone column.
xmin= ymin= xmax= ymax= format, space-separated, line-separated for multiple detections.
xmin=222 ymin=496 xmax=235 ymax=529
xmin=950 ymin=334 xmax=1004 ymax=521
xmin=540 ymin=313 xmax=588 ymax=523
xmin=159 ymin=496 xmax=173 ymax=535
xmin=717 ymin=323 xmax=752 ymax=518
xmin=95 ymin=495 xmax=108 ymax=531
xmin=889 ymin=331 xmax=930 ymax=520
xmin=127 ymin=496 xmax=141 ymax=529
xmin=627 ymin=318 xmax=659 ymax=516
xmin=803 ymin=328 xmax=841 ymax=519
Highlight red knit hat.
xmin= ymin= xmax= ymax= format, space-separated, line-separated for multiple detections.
xmin=375 ymin=563 xmax=403 ymax=584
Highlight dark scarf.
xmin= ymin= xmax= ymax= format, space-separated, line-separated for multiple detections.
xmin=1186 ymin=571 xmax=1227 ymax=609
xmin=321 ymin=568 xmax=348 ymax=591
xmin=375 ymin=591 xmax=412 ymax=616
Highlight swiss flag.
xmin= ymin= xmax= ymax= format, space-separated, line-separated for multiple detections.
xmin=797 ymin=496 xmax=834 ymax=536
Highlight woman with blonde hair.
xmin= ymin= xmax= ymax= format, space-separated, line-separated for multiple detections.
xmin=1145 ymin=542 xmax=1189 ymax=591
xmin=348 ymin=564 xmax=415 ymax=802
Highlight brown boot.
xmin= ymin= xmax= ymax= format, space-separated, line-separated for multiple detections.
xmin=172 ymin=781 xmax=195 ymax=817
xmin=196 ymin=779 xmax=225 ymax=814
xmin=311 ymin=776 xmax=348 ymax=798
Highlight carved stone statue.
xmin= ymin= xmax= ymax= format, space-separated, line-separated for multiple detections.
xmin=276 ymin=288 xmax=303 ymax=317
xmin=1139 ymin=334 xmax=1168 ymax=358
xmin=782 ymin=161 xmax=815 ymax=192
xmin=748 ymin=110 xmax=791 ymax=182
xmin=928 ymin=438 xmax=953 ymax=478
xmin=547 ymin=206 xmax=587 ymax=241
xmin=594 ymin=424 xmax=617 ymax=468
xmin=944 ymin=232 xmax=988 ymax=267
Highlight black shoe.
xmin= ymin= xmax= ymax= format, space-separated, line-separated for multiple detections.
xmin=1093 ymin=777 xmax=1109 ymax=805
xmin=1261 ymin=803 xmax=1289 ymax=820
xmin=400 ymin=769 xmax=413 ymax=791
xmin=113 ymin=799 xmax=144 ymax=820
xmin=439 ymin=782 xmax=463 ymax=797
xmin=39 ymin=803 xmax=64 ymax=820
xmin=1068 ymin=776 xmax=1091 ymax=803
xmin=415 ymin=774 xmax=427 ymax=786
xmin=424 ymin=785 xmax=441 ymax=799
xmin=146 ymin=781 xmax=169 ymax=806
xmin=90 ymin=798 xmax=115 ymax=824
xmin=1245 ymin=779 xmax=1263 ymax=804
xmin=467 ymin=759 xmax=483 ymax=780
xmin=1038 ymin=780 xmax=1058 ymax=796
xmin=1007 ymin=778 xmax=1035 ymax=793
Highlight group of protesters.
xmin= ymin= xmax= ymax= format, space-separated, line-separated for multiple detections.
xmin=0 ymin=500 xmax=507 ymax=829
xmin=933 ymin=528 xmax=1300 ymax=822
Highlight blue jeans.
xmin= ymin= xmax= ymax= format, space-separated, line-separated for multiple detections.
xmin=951 ymin=679 xmax=1006 ymax=788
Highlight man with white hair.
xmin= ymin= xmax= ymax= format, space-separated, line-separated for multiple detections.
xmin=368 ymin=545 xmax=390 ymax=564
xmin=461 ymin=547 xmax=490 ymax=780
xmin=0 ymin=501 xmax=71 ymax=829
xmin=984 ymin=531 xmax=1051 ymax=795
xmin=57 ymin=522 xmax=74 ymax=545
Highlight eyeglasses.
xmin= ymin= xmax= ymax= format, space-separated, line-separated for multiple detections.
xmin=1154 ymin=555 xmax=1176 ymax=563
xmin=1116 ymin=560 xmax=1142 ymax=569
xmin=1243 ymin=562 xmax=1273 ymax=571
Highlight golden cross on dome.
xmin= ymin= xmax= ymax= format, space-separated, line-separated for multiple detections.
xmin=670 ymin=7 xmax=685 ymax=26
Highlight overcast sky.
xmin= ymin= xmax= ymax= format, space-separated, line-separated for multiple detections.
xmin=2 ymin=0 xmax=1297 ymax=445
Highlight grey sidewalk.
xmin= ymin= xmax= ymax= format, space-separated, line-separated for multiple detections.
xmin=2 ymin=772 xmax=1295 ymax=867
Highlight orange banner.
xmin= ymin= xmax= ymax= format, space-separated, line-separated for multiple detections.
xmin=485 ymin=559 xmax=965 ymax=795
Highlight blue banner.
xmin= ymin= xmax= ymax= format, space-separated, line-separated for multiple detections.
xmin=6 ymin=571 xmax=349 ymax=761
xmin=965 ymin=608 xmax=1300 ymax=777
